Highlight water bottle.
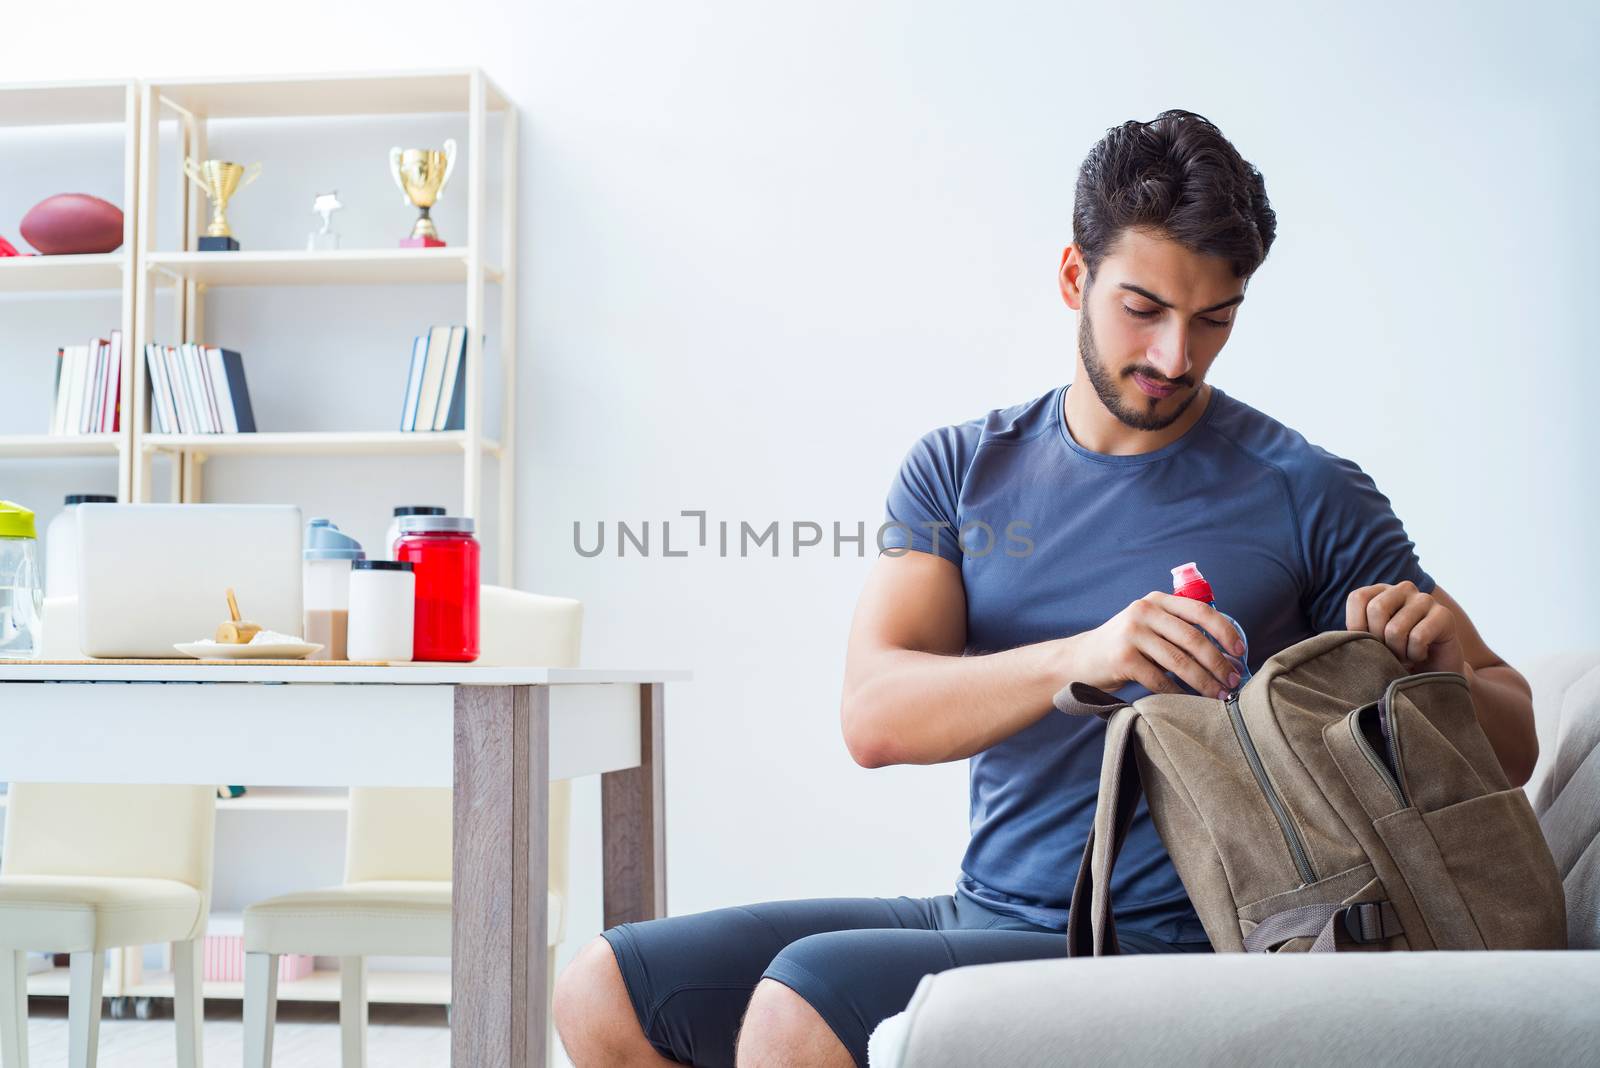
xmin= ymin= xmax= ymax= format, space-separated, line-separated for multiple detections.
xmin=0 ymin=501 xmax=44 ymax=659
xmin=1169 ymin=561 xmax=1251 ymax=693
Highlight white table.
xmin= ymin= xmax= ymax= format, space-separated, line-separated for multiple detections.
xmin=0 ymin=662 xmax=689 ymax=1067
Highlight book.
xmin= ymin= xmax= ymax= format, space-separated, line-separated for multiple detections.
xmin=192 ymin=343 xmax=221 ymax=432
xmin=207 ymin=347 xmax=256 ymax=433
xmin=165 ymin=345 xmax=194 ymax=434
xmin=183 ymin=344 xmax=214 ymax=433
xmin=399 ymin=335 xmax=426 ymax=431
xmin=199 ymin=343 xmax=224 ymax=432
xmin=64 ymin=346 xmax=88 ymax=437
xmin=51 ymin=348 xmax=69 ymax=435
xmin=146 ymin=343 xmax=174 ymax=434
xmin=205 ymin=346 xmax=236 ymax=434
xmin=84 ymin=340 xmax=103 ymax=435
xmin=183 ymin=344 xmax=212 ymax=433
xmin=103 ymin=330 xmax=122 ymax=432
xmin=413 ymin=324 xmax=453 ymax=431
xmin=433 ymin=325 xmax=468 ymax=431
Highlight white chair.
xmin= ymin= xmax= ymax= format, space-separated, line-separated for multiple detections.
xmin=0 ymin=594 xmax=217 ymax=1068
xmin=0 ymin=785 xmax=216 ymax=1068
xmin=242 ymin=585 xmax=582 ymax=1067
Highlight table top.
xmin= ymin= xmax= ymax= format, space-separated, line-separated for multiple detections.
xmin=0 ymin=661 xmax=691 ymax=685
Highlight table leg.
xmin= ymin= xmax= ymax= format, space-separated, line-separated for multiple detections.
xmin=601 ymin=682 xmax=667 ymax=928
xmin=453 ymin=684 xmax=550 ymax=1068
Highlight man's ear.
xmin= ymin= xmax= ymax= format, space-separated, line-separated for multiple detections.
xmin=1059 ymin=244 xmax=1088 ymax=311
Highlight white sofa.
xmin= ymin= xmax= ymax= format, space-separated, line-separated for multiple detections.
xmin=870 ymin=652 xmax=1600 ymax=1067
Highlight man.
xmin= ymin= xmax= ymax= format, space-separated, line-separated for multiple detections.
xmin=554 ymin=109 xmax=1537 ymax=1068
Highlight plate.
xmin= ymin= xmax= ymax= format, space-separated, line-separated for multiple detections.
xmin=174 ymin=639 xmax=324 ymax=660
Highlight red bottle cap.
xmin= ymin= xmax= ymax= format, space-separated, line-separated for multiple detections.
xmin=1170 ymin=561 xmax=1214 ymax=603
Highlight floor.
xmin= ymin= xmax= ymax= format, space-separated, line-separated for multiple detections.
xmin=17 ymin=998 xmax=453 ymax=1066
xmin=18 ymin=997 xmax=581 ymax=1066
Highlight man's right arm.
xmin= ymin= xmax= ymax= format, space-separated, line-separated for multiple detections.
xmin=839 ymin=550 xmax=1247 ymax=768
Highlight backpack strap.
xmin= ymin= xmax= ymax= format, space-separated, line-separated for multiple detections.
xmin=1052 ymin=680 xmax=1131 ymax=719
xmin=1067 ymin=704 xmax=1142 ymax=956
xmin=1243 ymin=900 xmax=1404 ymax=952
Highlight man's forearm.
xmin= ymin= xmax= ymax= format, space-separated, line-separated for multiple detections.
xmin=842 ymin=638 xmax=1074 ymax=768
xmin=1463 ymin=662 xmax=1538 ymax=787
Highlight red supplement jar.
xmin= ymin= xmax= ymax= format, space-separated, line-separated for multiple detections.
xmin=394 ymin=514 xmax=480 ymax=662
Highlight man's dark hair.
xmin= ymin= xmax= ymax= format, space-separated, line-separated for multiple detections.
xmin=1072 ymin=109 xmax=1277 ymax=281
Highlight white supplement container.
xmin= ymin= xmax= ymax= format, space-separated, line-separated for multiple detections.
xmin=383 ymin=505 xmax=445 ymax=561
xmin=347 ymin=559 xmax=415 ymax=662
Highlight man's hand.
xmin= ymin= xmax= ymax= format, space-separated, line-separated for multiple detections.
xmin=1345 ymin=580 xmax=1465 ymax=675
xmin=1066 ymin=592 xmax=1245 ymax=699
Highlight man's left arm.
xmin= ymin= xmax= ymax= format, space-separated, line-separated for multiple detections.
xmin=1345 ymin=581 xmax=1537 ymax=786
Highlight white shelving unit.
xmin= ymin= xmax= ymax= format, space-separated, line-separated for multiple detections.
xmin=1 ymin=69 xmax=523 ymax=1013
xmin=0 ymin=79 xmax=140 ymax=495
xmin=131 ymin=68 xmax=518 ymax=585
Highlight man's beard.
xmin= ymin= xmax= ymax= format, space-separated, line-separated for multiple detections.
xmin=1078 ymin=301 xmax=1201 ymax=432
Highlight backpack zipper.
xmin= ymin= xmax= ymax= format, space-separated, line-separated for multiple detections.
xmin=1361 ymin=671 xmax=1466 ymax=807
xmin=1349 ymin=702 xmax=1407 ymax=808
xmin=1224 ymin=690 xmax=1317 ymax=885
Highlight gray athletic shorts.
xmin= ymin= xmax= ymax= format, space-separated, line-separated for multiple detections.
xmin=602 ymin=891 xmax=1211 ymax=1067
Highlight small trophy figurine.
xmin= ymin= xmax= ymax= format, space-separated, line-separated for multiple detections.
xmin=182 ymin=158 xmax=262 ymax=251
xmin=389 ymin=138 xmax=456 ymax=247
xmin=307 ymin=190 xmax=343 ymax=251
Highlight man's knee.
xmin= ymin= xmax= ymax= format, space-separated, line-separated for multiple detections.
xmin=554 ymin=936 xmax=647 ymax=1063
xmin=736 ymin=978 xmax=852 ymax=1068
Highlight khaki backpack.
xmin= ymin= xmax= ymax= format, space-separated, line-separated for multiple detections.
xmin=1053 ymin=630 xmax=1567 ymax=954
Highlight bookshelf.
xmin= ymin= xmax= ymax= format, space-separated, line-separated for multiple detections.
xmin=130 ymin=68 xmax=517 ymax=585
xmin=0 ymin=69 xmax=523 ymax=1013
xmin=0 ymin=79 xmax=140 ymax=495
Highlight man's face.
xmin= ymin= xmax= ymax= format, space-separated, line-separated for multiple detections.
xmin=1061 ymin=227 xmax=1245 ymax=432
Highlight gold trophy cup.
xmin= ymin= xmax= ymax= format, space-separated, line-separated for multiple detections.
xmin=182 ymin=159 xmax=262 ymax=251
xmin=389 ymin=139 xmax=457 ymax=247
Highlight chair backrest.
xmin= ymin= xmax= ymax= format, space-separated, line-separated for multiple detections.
xmin=1 ymin=783 xmax=217 ymax=938
xmin=9 ymin=599 xmax=216 ymax=936
xmin=343 ymin=586 xmax=583 ymax=886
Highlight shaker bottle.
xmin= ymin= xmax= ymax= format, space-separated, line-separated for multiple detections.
xmin=383 ymin=505 xmax=446 ymax=560
xmin=347 ymin=559 xmax=415 ymax=662
xmin=1169 ymin=561 xmax=1251 ymax=694
xmin=394 ymin=514 xmax=479 ymax=662
xmin=0 ymin=501 xmax=44 ymax=659
xmin=302 ymin=518 xmax=365 ymax=660
xmin=45 ymin=494 xmax=116 ymax=599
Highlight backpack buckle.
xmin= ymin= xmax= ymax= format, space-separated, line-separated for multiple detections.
xmin=1340 ymin=902 xmax=1389 ymax=945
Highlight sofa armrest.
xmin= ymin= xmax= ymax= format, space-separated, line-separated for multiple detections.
xmin=876 ymin=952 xmax=1600 ymax=1068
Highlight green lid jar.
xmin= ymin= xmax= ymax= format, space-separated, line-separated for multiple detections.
xmin=0 ymin=500 xmax=37 ymax=540
xmin=0 ymin=501 xmax=43 ymax=659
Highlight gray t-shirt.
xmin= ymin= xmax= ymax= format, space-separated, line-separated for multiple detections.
xmin=882 ymin=383 xmax=1434 ymax=941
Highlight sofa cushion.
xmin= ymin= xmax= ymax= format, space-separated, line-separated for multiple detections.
xmin=875 ymin=951 xmax=1600 ymax=1067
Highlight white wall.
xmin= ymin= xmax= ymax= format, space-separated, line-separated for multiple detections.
xmin=5 ymin=0 xmax=1598 ymax=1022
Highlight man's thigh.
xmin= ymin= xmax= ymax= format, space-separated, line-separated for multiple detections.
xmin=761 ymin=927 xmax=1071 ymax=1068
xmin=601 ymin=896 xmax=952 ymax=1067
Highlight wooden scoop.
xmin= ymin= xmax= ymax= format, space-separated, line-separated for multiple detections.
xmin=215 ymin=587 xmax=263 ymax=644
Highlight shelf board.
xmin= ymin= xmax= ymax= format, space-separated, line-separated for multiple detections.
xmin=0 ymin=787 xmax=348 ymax=813
xmin=0 ymin=80 xmax=133 ymax=126
xmin=218 ymin=787 xmax=348 ymax=813
xmin=139 ymin=430 xmax=499 ymax=457
xmin=150 ymin=67 xmax=509 ymax=120
xmin=144 ymin=248 xmax=500 ymax=288
xmin=0 ymin=433 xmax=121 ymax=459
xmin=28 ymin=966 xmax=451 ymax=1005
xmin=0 ymin=253 xmax=128 ymax=293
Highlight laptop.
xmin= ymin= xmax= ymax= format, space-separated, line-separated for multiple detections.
xmin=76 ymin=504 xmax=303 ymax=658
